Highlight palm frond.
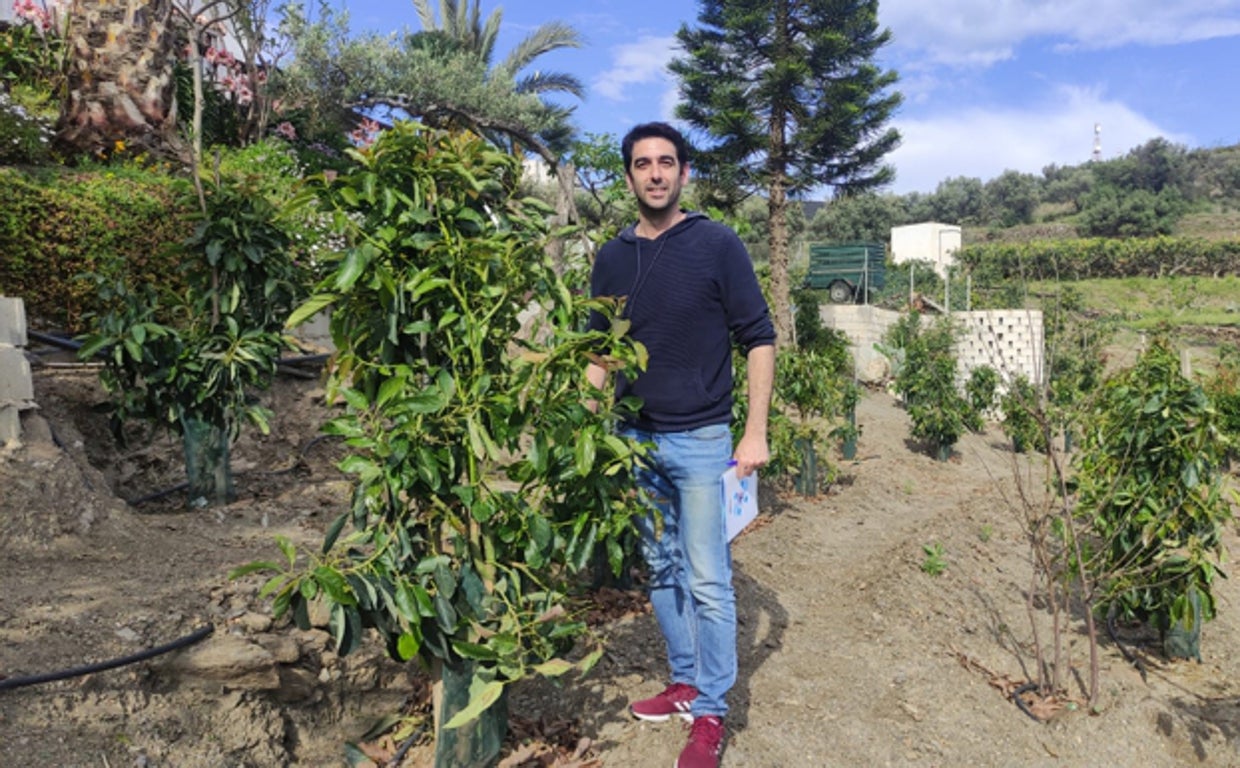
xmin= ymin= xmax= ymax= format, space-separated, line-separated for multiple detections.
xmin=498 ymin=22 xmax=582 ymax=77
xmin=515 ymin=71 xmax=584 ymax=99
xmin=411 ymin=0 xmax=440 ymax=32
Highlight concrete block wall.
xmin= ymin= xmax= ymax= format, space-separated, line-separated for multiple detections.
xmin=953 ymin=310 xmax=1045 ymax=390
xmin=819 ymin=304 xmax=902 ymax=382
xmin=818 ymin=305 xmax=1044 ymax=389
xmin=0 ymin=296 xmax=34 ymax=446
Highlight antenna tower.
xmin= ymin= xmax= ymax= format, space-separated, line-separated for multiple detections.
xmin=1092 ymin=123 xmax=1102 ymax=162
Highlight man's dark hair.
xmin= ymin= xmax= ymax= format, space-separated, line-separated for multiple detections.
xmin=621 ymin=122 xmax=689 ymax=172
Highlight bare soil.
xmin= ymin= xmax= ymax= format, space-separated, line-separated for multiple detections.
xmin=4 ymin=357 xmax=1240 ymax=767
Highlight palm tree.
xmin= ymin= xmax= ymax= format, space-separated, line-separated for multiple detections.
xmin=56 ymin=0 xmax=186 ymax=162
xmin=410 ymin=0 xmax=582 ymax=154
xmin=395 ymin=0 xmax=585 ymax=264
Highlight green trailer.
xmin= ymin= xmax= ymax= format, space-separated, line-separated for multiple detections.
xmin=803 ymin=242 xmax=886 ymax=303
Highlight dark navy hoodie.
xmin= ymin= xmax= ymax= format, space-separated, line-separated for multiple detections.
xmin=588 ymin=211 xmax=776 ymax=432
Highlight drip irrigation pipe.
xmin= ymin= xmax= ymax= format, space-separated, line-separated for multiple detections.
xmin=26 ymin=331 xmax=329 ymax=370
xmin=387 ymin=724 xmax=428 ymax=768
xmin=27 ymin=330 xmax=86 ymax=352
xmin=1011 ymin=682 xmax=1041 ymax=722
xmin=0 ymin=624 xmax=214 ymax=692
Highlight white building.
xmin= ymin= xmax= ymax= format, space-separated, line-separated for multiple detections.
xmin=891 ymin=222 xmax=962 ymax=279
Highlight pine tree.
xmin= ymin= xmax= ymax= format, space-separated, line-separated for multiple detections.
xmin=671 ymin=0 xmax=901 ymax=344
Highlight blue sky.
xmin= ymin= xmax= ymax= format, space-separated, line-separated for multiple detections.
xmin=338 ymin=0 xmax=1240 ymax=196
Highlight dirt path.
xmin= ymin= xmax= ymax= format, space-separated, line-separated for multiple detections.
xmin=522 ymin=390 xmax=1240 ymax=767
xmin=4 ymin=371 xmax=1240 ymax=767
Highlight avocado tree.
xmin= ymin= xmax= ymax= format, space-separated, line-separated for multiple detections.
xmin=240 ymin=123 xmax=647 ymax=767
xmin=80 ymin=170 xmax=300 ymax=506
xmin=1073 ymin=339 xmax=1234 ymax=660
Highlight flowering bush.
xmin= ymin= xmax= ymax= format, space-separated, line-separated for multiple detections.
xmin=2 ymin=0 xmax=63 ymax=79
xmin=0 ymin=88 xmax=55 ymax=165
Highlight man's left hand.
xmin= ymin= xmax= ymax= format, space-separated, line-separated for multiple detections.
xmin=732 ymin=432 xmax=769 ymax=479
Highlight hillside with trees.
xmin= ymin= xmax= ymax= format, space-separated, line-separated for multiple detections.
xmin=801 ymin=137 xmax=1240 ymax=248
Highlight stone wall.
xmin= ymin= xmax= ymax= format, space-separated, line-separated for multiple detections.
xmin=0 ymin=297 xmax=34 ymax=446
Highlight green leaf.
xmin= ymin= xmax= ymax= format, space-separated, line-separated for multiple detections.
xmin=227 ymin=561 xmax=281 ymax=579
xmin=576 ymin=646 xmax=605 ymax=675
xmin=433 ymin=593 xmax=458 ymax=633
xmin=532 ymin=658 xmax=573 ymax=677
xmin=443 ymin=681 xmax=506 ymax=730
xmin=574 ymin=431 xmax=597 ymax=476
xmin=334 ymin=248 xmax=369 ymax=291
xmin=287 ymin=293 xmax=338 ymax=329
xmin=322 ymin=512 xmax=349 ymax=554
xmin=451 ymin=640 xmax=499 ymax=661
xmin=314 ymin=566 xmax=356 ymax=605
xmin=377 ymin=376 xmax=405 ymax=408
xmin=396 ymin=631 xmax=420 ymax=661
xmin=277 ymin=536 xmax=297 ymax=568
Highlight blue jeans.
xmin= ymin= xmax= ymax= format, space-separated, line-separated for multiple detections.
xmin=621 ymin=422 xmax=736 ymax=718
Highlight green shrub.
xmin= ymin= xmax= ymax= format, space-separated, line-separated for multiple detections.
xmin=959 ymin=237 xmax=1240 ymax=283
xmin=1000 ymin=374 xmax=1048 ymax=453
xmin=0 ymin=165 xmax=196 ymax=331
xmin=1202 ymin=344 xmax=1240 ymax=458
xmin=964 ymin=365 xmax=999 ymax=433
xmin=0 ymin=88 xmax=54 ymax=165
xmin=885 ymin=313 xmax=970 ymax=459
xmin=1073 ymin=339 xmax=1234 ymax=657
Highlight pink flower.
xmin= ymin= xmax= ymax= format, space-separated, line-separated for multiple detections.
xmin=15 ymin=0 xmax=52 ymax=30
xmin=274 ymin=122 xmax=297 ymax=141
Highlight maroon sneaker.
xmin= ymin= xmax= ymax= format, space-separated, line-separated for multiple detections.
xmin=677 ymin=715 xmax=725 ymax=768
xmin=629 ymin=682 xmax=698 ymax=722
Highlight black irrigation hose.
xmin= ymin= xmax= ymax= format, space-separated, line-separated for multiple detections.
xmin=1011 ymin=681 xmax=1042 ymax=722
xmin=386 ymin=724 xmax=429 ymax=768
xmin=26 ymin=331 xmax=329 ymax=370
xmin=27 ymin=330 xmax=86 ymax=353
xmin=128 ymin=480 xmax=191 ymax=506
xmin=0 ymin=624 xmax=214 ymax=692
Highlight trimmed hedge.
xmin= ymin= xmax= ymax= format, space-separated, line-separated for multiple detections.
xmin=958 ymin=237 xmax=1240 ymax=283
xmin=0 ymin=166 xmax=196 ymax=333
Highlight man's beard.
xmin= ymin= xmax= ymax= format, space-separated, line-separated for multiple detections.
xmin=638 ymin=186 xmax=681 ymax=214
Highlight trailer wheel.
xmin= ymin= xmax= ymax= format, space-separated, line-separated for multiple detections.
xmin=828 ymin=280 xmax=853 ymax=304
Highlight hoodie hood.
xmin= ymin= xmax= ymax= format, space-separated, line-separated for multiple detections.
xmin=617 ymin=210 xmax=710 ymax=243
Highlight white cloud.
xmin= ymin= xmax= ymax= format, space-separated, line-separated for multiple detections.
xmin=887 ymin=84 xmax=1192 ymax=194
xmin=591 ymin=35 xmax=680 ymax=102
xmin=881 ymin=0 xmax=1240 ymax=65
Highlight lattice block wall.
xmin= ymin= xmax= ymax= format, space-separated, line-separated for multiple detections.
xmin=819 ymin=305 xmax=1044 ymax=388
xmin=953 ymin=310 xmax=1045 ymax=387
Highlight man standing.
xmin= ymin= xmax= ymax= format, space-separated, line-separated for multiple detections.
xmin=586 ymin=122 xmax=776 ymax=768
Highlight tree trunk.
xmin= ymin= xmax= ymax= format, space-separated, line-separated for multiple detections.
xmin=57 ymin=0 xmax=187 ymax=162
xmin=765 ymin=0 xmax=793 ymax=348
xmin=767 ymin=180 xmax=792 ymax=348
xmin=546 ymin=160 xmax=581 ymax=273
